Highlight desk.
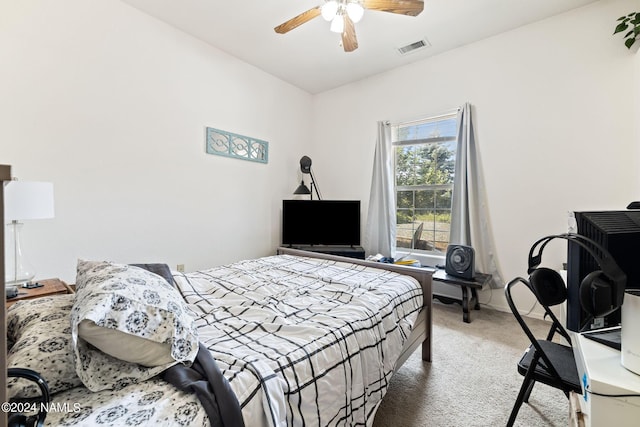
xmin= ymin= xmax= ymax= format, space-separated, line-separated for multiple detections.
xmin=432 ymin=270 xmax=492 ymax=322
xmin=572 ymin=331 xmax=640 ymax=426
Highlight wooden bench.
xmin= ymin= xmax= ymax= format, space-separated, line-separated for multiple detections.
xmin=432 ymin=270 xmax=492 ymax=323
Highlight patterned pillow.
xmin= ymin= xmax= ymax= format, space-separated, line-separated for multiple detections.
xmin=71 ymin=260 xmax=199 ymax=392
xmin=6 ymin=295 xmax=83 ymax=398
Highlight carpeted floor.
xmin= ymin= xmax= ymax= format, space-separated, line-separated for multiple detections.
xmin=372 ymin=301 xmax=569 ymax=427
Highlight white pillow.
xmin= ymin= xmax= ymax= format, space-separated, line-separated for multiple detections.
xmin=71 ymin=260 xmax=199 ymax=392
xmin=78 ymin=319 xmax=175 ymax=367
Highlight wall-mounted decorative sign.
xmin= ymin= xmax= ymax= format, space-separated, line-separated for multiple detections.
xmin=206 ymin=127 xmax=268 ymax=164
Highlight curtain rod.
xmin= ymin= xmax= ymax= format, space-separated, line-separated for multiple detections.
xmin=389 ymin=106 xmax=461 ymax=127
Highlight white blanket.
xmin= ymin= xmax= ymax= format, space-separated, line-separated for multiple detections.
xmin=174 ymin=254 xmax=422 ymax=427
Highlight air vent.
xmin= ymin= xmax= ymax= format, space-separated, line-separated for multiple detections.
xmin=397 ymin=38 xmax=431 ymax=55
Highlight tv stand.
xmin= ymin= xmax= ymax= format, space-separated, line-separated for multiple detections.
xmin=286 ymin=245 xmax=365 ymax=260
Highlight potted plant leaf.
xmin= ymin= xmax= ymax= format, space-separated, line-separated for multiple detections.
xmin=614 ymin=12 xmax=640 ymax=49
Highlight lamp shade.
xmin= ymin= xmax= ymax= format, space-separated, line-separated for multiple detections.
xmin=330 ymin=15 xmax=344 ymax=33
xmin=321 ymin=0 xmax=339 ymax=21
xmin=346 ymin=3 xmax=364 ymax=23
xmin=4 ymin=181 xmax=55 ymax=221
xmin=294 ymin=182 xmax=311 ymax=195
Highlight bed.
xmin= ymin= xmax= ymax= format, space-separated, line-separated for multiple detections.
xmin=5 ymin=248 xmax=432 ymax=427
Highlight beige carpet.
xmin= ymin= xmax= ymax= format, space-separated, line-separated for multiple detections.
xmin=372 ymin=301 xmax=569 ymax=427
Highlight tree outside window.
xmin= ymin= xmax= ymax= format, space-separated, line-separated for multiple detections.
xmin=393 ymin=114 xmax=457 ymax=254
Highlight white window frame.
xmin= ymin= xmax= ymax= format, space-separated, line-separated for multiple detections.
xmin=392 ymin=111 xmax=458 ymax=265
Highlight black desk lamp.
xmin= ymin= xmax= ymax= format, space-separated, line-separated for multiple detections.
xmin=293 ymin=156 xmax=322 ymax=200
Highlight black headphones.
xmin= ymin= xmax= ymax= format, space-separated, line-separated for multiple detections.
xmin=7 ymin=368 xmax=50 ymax=427
xmin=527 ymin=233 xmax=627 ymax=318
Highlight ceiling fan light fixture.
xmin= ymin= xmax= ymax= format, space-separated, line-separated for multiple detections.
xmin=346 ymin=3 xmax=364 ymax=23
xmin=274 ymin=0 xmax=424 ymax=52
xmin=330 ymin=15 xmax=344 ymax=33
xmin=321 ymin=1 xmax=339 ymax=21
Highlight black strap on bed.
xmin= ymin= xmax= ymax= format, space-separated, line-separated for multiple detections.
xmin=162 ymin=343 xmax=245 ymax=427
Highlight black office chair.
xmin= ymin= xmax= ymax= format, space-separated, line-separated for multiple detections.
xmin=505 ymin=275 xmax=582 ymax=427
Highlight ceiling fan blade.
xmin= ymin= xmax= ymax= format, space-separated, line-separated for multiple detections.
xmin=342 ymin=16 xmax=358 ymax=52
xmin=362 ymin=0 xmax=424 ymax=17
xmin=274 ymin=6 xmax=322 ymax=34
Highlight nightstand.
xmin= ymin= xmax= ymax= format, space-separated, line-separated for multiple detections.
xmin=6 ymin=278 xmax=74 ymax=308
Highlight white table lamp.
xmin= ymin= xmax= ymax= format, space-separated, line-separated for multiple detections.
xmin=4 ymin=180 xmax=55 ymax=286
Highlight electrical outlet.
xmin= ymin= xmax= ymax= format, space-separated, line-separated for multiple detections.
xmin=176 ymin=264 xmax=185 ymax=273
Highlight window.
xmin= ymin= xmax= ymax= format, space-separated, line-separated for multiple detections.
xmin=392 ymin=112 xmax=458 ymax=254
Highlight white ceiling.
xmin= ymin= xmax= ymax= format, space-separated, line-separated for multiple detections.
xmin=120 ymin=0 xmax=599 ymax=94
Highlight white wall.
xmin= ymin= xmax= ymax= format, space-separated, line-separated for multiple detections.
xmin=311 ymin=0 xmax=640 ymax=315
xmin=0 ymin=0 xmax=313 ymax=283
xmin=2 ymin=0 xmax=638 ymax=318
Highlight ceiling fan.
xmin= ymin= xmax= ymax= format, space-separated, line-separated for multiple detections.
xmin=274 ymin=0 xmax=424 ymax=53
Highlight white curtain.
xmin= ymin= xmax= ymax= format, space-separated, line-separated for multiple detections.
xmin=450 ymin=102 xmax=504 ymax=288
xmin=364 ymin=121 xmax=396 ymax=258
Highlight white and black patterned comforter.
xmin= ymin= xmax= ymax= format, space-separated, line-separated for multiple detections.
xmin=44 ymin=254 xmax=422 ymax=426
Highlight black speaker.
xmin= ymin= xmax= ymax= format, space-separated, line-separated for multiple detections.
xmin=445 ymin=245 xmax=475 ymax=280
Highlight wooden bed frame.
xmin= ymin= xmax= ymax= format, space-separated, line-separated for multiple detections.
xmin=277 ymin=246 xmax=433 ymax=362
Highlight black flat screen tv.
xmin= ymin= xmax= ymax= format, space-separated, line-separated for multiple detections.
xmin=282 ymin=200 xmax=361 ymax=246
